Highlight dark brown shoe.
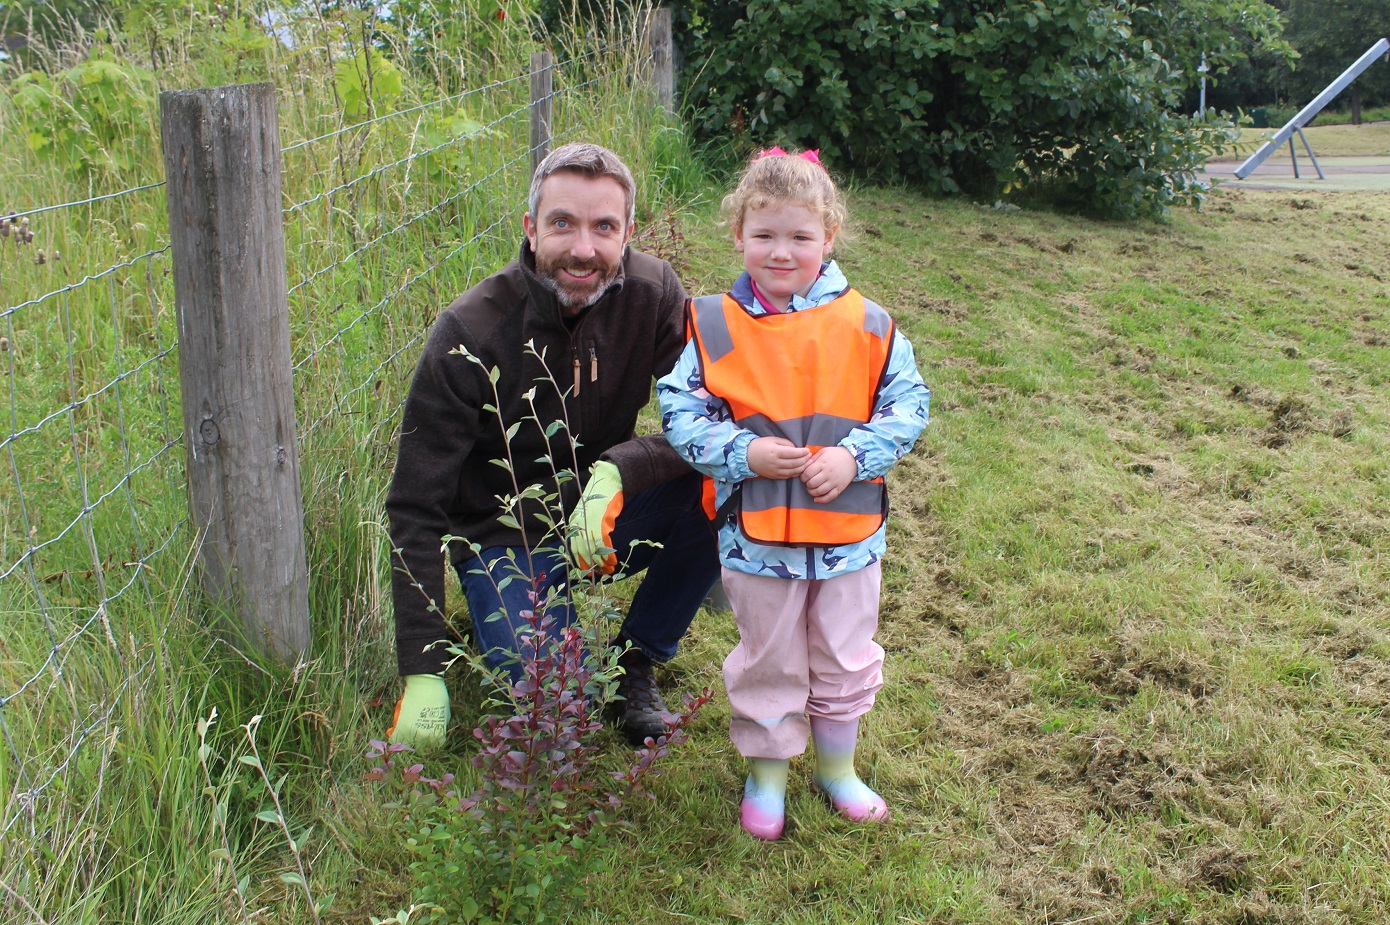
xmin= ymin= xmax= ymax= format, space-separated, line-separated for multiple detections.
xmin=613 ymin=644 xmax=670 ymax=747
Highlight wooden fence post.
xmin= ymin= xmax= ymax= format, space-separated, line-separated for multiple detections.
xmin=646 ymin=7 xmax=674 ymax=112
xmin=530 ymin=52 xmax=554 ymax=180
xmin=159 ymin=82 xmax=311 ymax=661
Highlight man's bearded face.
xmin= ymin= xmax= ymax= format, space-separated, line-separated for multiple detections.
xmin=524 ymin=171 xmax=632 ymax=314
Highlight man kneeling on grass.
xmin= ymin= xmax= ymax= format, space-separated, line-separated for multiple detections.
xmin=384 ymin=143 xmax=720 ymax=749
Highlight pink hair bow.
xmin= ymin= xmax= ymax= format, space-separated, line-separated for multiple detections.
xmin=754 ymin=147 xmax=825 ymax=170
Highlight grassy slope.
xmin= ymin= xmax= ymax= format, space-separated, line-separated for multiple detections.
xmin=531 ymin=181 xmax=1389 ymax=925
xmin=1288 ymin=122 xmax=1390 ymax=157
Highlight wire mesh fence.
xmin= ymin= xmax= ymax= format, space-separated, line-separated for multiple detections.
xmin=1 ymin=26 xmax=660 ymax=899
xmin=1 ymin=180 xmax=184 ymax=844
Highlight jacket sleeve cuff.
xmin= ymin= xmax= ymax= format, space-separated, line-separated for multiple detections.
xmin=598 ymin=435 xmax=695 ymax=497
xmin=729 ymin=431 xmax=757 ymax=481
xmin=397 ymin=634 xmax=456 ymax=676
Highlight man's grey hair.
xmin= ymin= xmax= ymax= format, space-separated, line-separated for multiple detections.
xmin=527 ymin=143 xmax=637 ymax=226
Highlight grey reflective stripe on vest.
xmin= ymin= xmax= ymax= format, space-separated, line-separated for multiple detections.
xmin=863 ymin=297 xmax=892 ymax=339
xmin=739 ymin=412 xmax=863 ymax=448
xmin=691 ymin=295 xmax=734 ymax=362
xmin=736 ymin=414 xmax=883 ymax=517
xmin=743 ymin=474 xmax=884 ymax=517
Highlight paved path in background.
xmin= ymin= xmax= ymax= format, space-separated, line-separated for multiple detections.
xmin=1202 ymin=155 xmax=1390 ymax=192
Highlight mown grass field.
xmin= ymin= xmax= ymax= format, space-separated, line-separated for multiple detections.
xmin=515 ymin=156 xmax=1388 ymax=925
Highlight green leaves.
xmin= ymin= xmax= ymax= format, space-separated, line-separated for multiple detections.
xmin=334 ymin=50 xmax=406 ymax=121
xmin=683 ymin=0 xmax=1285 ymax=217
xmin=417 ymin=108 xmax=493 ymax=185
xmin=7 ymin=48 xmax=158 ymax=178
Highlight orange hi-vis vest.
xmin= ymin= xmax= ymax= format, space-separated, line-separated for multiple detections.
xmin=689 ymin=289 xmax=895 ymax=547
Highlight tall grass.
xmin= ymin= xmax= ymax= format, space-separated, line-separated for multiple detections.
xmin=2 ymin=2 xmax=706 ymax=921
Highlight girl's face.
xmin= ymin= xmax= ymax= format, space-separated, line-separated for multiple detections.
xmin=735 ymin=202 xmax=835 ymax=311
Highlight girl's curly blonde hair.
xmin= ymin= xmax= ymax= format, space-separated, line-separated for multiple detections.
xmin=721 ymin=149 xmax=848 ymax=245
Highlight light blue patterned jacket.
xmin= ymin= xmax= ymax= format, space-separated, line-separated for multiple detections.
xmin=657 ymin=261 xmax=930 ymax=580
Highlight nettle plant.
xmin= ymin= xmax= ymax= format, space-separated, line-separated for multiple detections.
xmin=368 ymin=343 xmax=711 ymax=924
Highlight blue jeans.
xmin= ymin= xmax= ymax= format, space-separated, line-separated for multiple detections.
xmin=455 ymin=472 xmax=719 ymax=680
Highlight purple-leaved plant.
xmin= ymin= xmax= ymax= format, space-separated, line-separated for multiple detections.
xmin=366 ymin=578 xmax=711 ymax=924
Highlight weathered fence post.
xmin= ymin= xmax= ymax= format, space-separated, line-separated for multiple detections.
xmin=530 ymin=52 xmax=554 ymax=179
xmin=646 ymin=7 xmax=674 ymax=112
xmin=159 ymin=82 xmax=311 ymax=661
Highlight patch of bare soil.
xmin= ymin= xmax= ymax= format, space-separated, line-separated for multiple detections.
xmin=1225 ymin=384 xmax=1356 ymax=448
xmin=912 ymin=292 xmax=971 ymax=321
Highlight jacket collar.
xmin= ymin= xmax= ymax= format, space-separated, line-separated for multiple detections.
xmin=730 ymin=260 xmax=848 ymax=316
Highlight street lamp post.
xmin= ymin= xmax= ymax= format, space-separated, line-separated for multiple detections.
xmin=1197 ymin=54 xmax=1209 ymax=116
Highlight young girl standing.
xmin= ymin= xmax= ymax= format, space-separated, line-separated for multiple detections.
xmin=658 ymin=148 xmax=930 ymax=840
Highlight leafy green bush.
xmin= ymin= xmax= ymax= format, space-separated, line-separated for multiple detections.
xmin=679 ymin=0 xmax=1290 ymax=218
xmin=336 ymin=49 xmax=407 ymax=120
xmin=10 ymin=46 xmax=158 ymax=178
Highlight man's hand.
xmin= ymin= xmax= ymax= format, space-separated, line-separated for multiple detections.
xmin=571 ymin=460 xmax=624 ymax=575
xmin=747 ymin=437 xmax=811 ymax=479
xmin=801 ymin=446 xmax=857 ymax=503
xmin=387 ymin=674 xmax=450 ymax=749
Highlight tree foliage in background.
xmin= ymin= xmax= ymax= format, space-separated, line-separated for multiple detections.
xmin=678 ymin=0 xmax=1291 ymax=218
xmin=1274 ymin=0 xmax=1390 ymax=120
xmin=1 ymin=0 xmax=100 ymax=70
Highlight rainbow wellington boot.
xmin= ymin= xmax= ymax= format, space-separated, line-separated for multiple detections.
xmin=740 ymin=757 xmax=789 ymax=839
xmin=810 ymin=717 xmax=888 ymax=822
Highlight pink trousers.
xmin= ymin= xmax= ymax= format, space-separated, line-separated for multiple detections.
xmin=721 ymin=563 xmax=884 ymax=760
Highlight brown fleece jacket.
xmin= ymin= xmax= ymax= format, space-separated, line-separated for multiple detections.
xmin=386 ymin=240 xmax=693 ymax=675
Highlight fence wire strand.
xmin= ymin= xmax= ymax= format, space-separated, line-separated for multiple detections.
xmin=285 ymin=109 xmax=529 ymax=300
xmin=1 ymin=174 xmax=188 ymax=840
xmin=280 ymin=71 xmax=534 ymax=153
xmin=292 ymin=146 xmax=530 ymax=373
xmin=283 ymin=102 xmax=531 ymax=218
xmin=4 ymin=183 xmax=169 ymax=223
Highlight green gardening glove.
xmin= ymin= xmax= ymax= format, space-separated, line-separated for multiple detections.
xmin=570 ymin=460 xmax=624 ymax=576
xmin=386 ymin=674 xmax=450 ymax=750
